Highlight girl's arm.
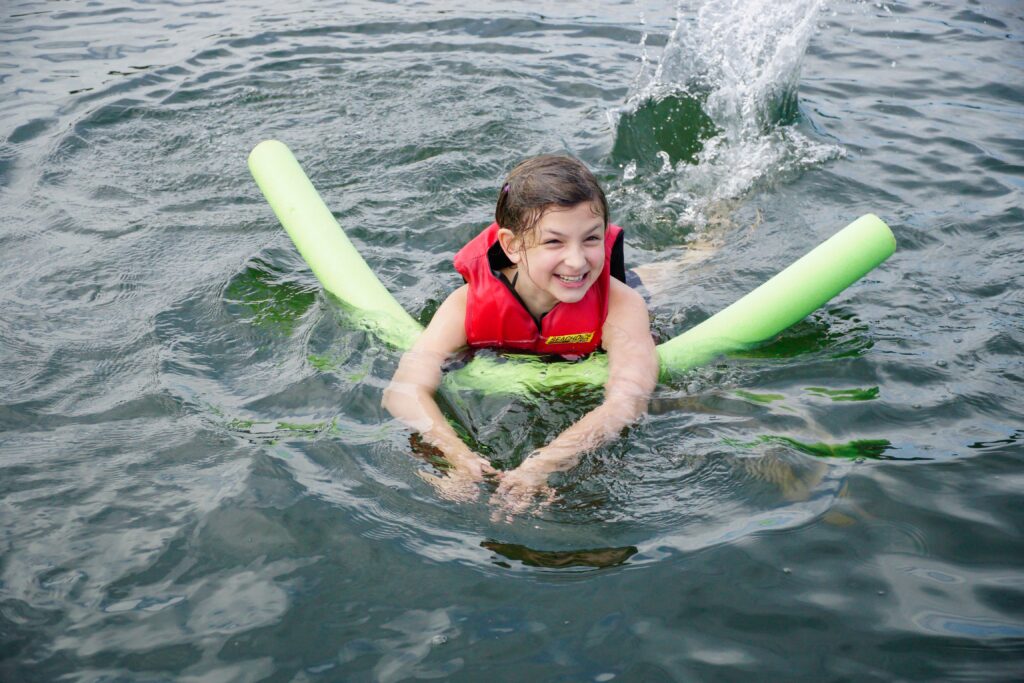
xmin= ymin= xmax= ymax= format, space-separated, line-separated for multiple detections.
xmin=495 ymin=279 xmax=658 ymax=505
xmin=382 ymin=285 xmax=496 ymax=480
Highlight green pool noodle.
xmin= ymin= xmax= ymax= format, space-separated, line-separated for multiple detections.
xmin=248 ymin=140 xmax=896 ymax=395
xmin=248 ymin=140 xmax=423 ymax=350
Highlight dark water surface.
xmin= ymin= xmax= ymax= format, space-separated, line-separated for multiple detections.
xmin=2 ymin=0 xmax=1023 ymax=680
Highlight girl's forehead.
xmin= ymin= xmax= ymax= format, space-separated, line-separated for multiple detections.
xmin=534 ymin=202 xmax=605 ymax=231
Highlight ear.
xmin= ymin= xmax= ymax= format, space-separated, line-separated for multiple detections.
xmin=496 ymin=228 xmax=520 ymax=264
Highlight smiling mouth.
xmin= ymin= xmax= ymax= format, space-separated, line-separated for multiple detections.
xmin=557 ymin=274 xmax=586 ymax=283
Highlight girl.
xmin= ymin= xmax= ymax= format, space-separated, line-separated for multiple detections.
xmin=382 ymin=155 xmax=658 ymax=514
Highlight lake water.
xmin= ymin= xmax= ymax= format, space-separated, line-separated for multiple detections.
xmin=2 ymin=0 xmax=1022 ymax=680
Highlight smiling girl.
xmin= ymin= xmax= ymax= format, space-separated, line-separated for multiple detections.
xmin=382 ymin=155 xmax=658 ymax=513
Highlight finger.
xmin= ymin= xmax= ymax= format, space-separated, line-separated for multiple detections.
xmin=475 ymin=465 xmax=498 ymax=480
xmin=417 ymin=469 xmax=479 ymax=503
xmin=489 ymin=493 xmax=522 ymax=523
xmin=417 ymin=469 xmax=453 ymax=500
xmin=500 ymin=487 xmax=533 ymax=516
xmin=489 ymin=504 xmax=505 ymax=525
xmin=417 ymin=469 xmax=443 ymax=488
xmin=451 ymin=474 xmax=482 ymax=503
xmin=542 ymin=486 xmax=556 ymax=507
xmin=506 ymin=497 xmax=532 ymax=517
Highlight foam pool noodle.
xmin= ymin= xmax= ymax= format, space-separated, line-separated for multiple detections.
xmin=248 ymin=140 xmax=896 ymax=396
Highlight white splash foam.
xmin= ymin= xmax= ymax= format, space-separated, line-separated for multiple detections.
xmin=613 ymin=0 xmax=845 ymax=228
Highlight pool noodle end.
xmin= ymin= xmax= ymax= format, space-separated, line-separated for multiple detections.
xmin=248 ymin=140 xmax=423 ymax=350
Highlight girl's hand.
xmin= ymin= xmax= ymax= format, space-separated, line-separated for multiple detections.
xmin=491 ymin=455 xmax=556 ymax=520
xmin=419 ymin=451 xmax=497 ymax=503
xmin=450 ymin=451 xmax=498 ymax=480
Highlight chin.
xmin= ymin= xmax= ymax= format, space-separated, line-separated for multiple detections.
xmin=553 ymin=282 xmax=593 ymax=303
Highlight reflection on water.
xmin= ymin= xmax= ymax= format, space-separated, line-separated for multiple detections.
xmin=223 ymin=256 xmax=317 ymax=335
xmin=726 ymin=435 xmax=897 ymax=461
xmin=482 ymin=541 xmax=639 ymax=570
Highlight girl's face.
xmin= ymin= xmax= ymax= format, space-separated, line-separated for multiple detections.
xmin=499 ymin=201 xmax=606 ymax=317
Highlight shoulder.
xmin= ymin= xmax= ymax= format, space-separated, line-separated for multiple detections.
xmin=607 ymin=277 xmax=647 ymax=314
xmin=413 ymin=285 xmax=469 ymax=355
xmin=435 ymin=285 xmax=469 ymax=325
xmin=445 ymin=284 xmax=469 ymax=307
xmin=602 ymin=278 xmax=652 ymax=351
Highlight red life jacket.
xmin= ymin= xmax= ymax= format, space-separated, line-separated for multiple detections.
xmin=453 ymin=222 xmax=625 ymax=356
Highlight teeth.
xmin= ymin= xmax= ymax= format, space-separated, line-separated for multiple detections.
xmin=558 ymin=274 xmax=584 ymax=282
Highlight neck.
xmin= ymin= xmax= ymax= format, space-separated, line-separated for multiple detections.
xmin=503 ymin=266 xmax=556 ymax=319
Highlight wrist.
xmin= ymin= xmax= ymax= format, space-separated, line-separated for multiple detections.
xmin=521 ymin=451 xmax=559 ymax=474
xmin=448 ymin=447 xmax=478 ymax=464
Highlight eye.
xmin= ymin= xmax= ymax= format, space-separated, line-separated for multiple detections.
xmin=585 ymin=235 xmax=601 ymax=242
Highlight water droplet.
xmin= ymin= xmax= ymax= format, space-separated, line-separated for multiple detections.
xmin=935 ymin=359 xmax=947 ymax=367
xmin=430 ymin=634 xmax=448 ymax=646
xmin=783 ymin=567 xmax=792 ymax=574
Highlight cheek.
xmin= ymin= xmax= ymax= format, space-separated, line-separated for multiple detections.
xmin=532 ymin=251 xmax=560 ymax=270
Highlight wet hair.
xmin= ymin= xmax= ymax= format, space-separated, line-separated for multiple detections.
xmin=495 ymin=155 xmax=609 ymax=243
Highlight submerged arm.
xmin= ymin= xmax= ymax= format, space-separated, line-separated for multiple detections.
xmin=382 ymin=285 xmax=495 ymax=479
xmin=496 ymin=279 xmax=658 ymax=500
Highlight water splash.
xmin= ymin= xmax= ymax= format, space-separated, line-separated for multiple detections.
xmin=611 ymin=0 xmax=844 ymax=228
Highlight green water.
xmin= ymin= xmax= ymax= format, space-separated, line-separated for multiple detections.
xmin=1 ymin=0 xmax=1022 ymax=680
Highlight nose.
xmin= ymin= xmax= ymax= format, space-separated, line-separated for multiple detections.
xmin=564 ymin=242 xmax=586 ymax=269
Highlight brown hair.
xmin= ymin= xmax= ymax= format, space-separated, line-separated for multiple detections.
xmin=494 ymin=155 xmax=609 ymax=242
